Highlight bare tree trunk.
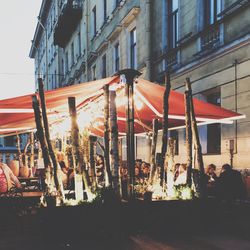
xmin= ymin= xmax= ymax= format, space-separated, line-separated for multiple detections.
xmin=184 ymin=90 xmax=193 ymax=187
xmin=160 ymin=72 xmax=171 ymax=186
xmin=103 ymin=85 xmax=112 ymax=187
xmin=68 ymin=97 xmax=91 ymax=200
xmin=110 ymin=90 xmax=120 ymax=195
xmin=32 ymin=95 xmax=51 ymax=193
xmin=16 ymin=134 xmax=22 ymax=167
xmin=89 ymin=135 xmax=97 ymax=191
xmin=149 ymin=119 xmax=159 ymax=184
xmin=38 ymin=79 xmax=63 ymax=200
xmin=185 ymin=78 xmax=204 ymax=174
xmin=30 ymin=132 xmax=35 ymax=170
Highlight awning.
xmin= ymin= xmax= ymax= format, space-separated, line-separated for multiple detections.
xmin=0 ymin=77 xmax=245 ymax=137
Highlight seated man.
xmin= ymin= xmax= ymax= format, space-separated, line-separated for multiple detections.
xmin=0 ymin=163 xmax=21 ymax=193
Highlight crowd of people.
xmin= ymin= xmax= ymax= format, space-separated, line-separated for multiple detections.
xmin=0 ymin=150 xmax=247 ymax=201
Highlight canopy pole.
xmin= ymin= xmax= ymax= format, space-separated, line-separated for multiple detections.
xmin=160 ymin=72 xmax=171 ymax=187
xmin=103 ymin=85 xmax=113 ymax=187
xmin=89 ymin=135 xmax=97 ymax=190
xmin=32 ymin=95 xmax=51 ymax=193
xmin=68 ymin=97 xmax=91 ymax=200
xmin=30 ymin=132 xmax=35 ymax=177
xmin=149 ymin=119 xmax=159 ymax=184
xmin=185 ymin=90 xmax=193 ymax=187
xmin=38 ymin=79 xmax=64 ymax=201
xmin=116 ymin=69 xmax=141 ymax=199
xmin=110 ymin=90 xmax=120 ymax=196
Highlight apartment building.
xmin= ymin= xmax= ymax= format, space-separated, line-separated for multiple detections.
xmin=29 ymin=0 xmax=250 ymax=169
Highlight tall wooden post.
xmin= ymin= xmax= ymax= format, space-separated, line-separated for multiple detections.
xmin=16 ymin=134 xmax=22 ymax=166
xmin=149 ymin=119 xmax=159 ymax=184
xmin=38 ymin=78 xmax=60 ymax=193
xmin=185 ymin=90 xmax=193 ymax=187
xmin=160 ymin=72 xmax=171 ymax=186
xmin=186 ymin=78 xmax=204 ymax=174
xmin=110 ymin=90 xmax=120 ymax=195
xmin=32 ymin=95 xmax=51 ymax=192
xmin=117 ymin=69 xmax=141 ymax=199
xmin=68 ymin=97 xmax=91 ymax=199
xmin=103 ymin=85 xmax=113 ymax=187
xmin=89 ymin=135 xmax=97 ymax=190
xmin=30 ymin=132 xmax=35 ymax=171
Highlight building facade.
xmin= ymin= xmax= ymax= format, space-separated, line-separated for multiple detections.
xmin=30 ymin=0 xmax=250 ymax=170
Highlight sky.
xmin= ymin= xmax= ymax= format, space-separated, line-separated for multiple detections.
xmin=0 ymin=0 xmax=42 ymax=100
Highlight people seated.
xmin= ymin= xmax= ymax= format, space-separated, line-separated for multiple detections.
xmin=95 ymin=154 xmax=105 ymax=188
xmin=174 ymin=163 xmax=187 ymax=186
xmin=0 ymin=163 xmax=21 ymax=193
xmin=217 ymin=163 xmax=246 ymax=200
xmin=57 ymin=152 xmax=74 ymax=189
xmin=205 ymin=164 xmax=218 ymax=197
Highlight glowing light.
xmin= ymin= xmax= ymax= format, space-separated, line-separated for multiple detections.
xmin=180 ymin=186 xmax=193 ymax=200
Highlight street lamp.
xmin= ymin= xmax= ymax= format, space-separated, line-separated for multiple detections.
xmin=37 ymin=16 xmax=49 ymax=90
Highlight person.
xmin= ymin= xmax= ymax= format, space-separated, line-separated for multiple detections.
xmin=95 ymin=154 xmax=105 ymax=187
xmin=134 ymin=165 xmax=141 ymax=184
xmin=141 ymin=163 xmax=150 ymax=181
xmin=205 ymin=164 xmax=218 ymax=196
xmin=174 ymin=163 xmax=187 ymax=186
xmin=57 ymin=152 xmax=74 ymax=189
xmin=0 ymin=163 xmax=21 ymax=193
xmin=217 ymin=163 xmax=246 ymax=200
xmin=120 ymin=162 xmax=128 ymax=200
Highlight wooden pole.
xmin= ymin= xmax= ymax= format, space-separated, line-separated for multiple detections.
xmin=186 ymin=78 xmax=204 ymax=174
xmin=89 ymin=135 xmax=97 ymax=190
xmin=110 ymin=90 xmax=120 ymax=195
xmin=149 ymin=118 xmax=159 ymax=184
xmin=160 ymin=72 xmax=171 ymax=186
xmin=16 ymin=134 xmax=22 ymax=166
xmin=103 ymin=85 xmax=113 ymax=187
xmin=68 ymin=97 xmax=91 ymax=198
xmin=30 ymin=132 xmax=35 ymax=169
xmin=32 ymin=95 xmax=51 ymax=192
xmin=38 ymin=78 xmax=60 ymax=192
xmin=184 ymin=90 xmax=193 ymax=187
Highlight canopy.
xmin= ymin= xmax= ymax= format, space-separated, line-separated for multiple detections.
xmin=0 ymin=76 xmax=245 ymax=137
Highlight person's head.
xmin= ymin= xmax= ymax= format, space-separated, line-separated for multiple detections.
xmin=57 ymin=152 xmax=64 ymax=162
xmin=142 ymin=164 xmax=150 ymax=175
xmin=206 ymin=164 xmax=216 ymax=174
xmin=135 ymin=166 xmax=140 ymax=176
xmin=221 ymin=163 xmax=232 ymax=173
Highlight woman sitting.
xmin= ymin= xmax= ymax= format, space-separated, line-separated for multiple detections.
xmin=0 ymin=163 xmax=21 ymax=193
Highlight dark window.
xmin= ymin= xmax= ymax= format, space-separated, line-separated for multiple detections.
xmin=114 ymin=43 xmax=120 ymax=72
xmin=103 ymin=0 xmax=107 ymax=23
xmin=65 ymin=52 xmax=69 ymax=73
xmin=5 ymin=136 xmax=15 ymax=147
xmin=167 ymin=0 xmax=178 ymax=49
xmin=102 ymin=54 xmax=107 ymax=78
xmin=204 ymin=0 xmax=221 ymax=26
xmin=169 ymin=130 xmax=179 ymax=155
xmin=202 ymin=88 xmax=221 ymax=154
xmin=78 ymin=32 xmax=81 ymax=57
xmin=130 ymin=28 xmax=137 ymax=69
xmin=92 ymin=65 xmax=96 ymax=80
xmin=71 ymin=42 xmax=74 ymax=66
xmin=92 ymin=6 xmax=97 ymax=37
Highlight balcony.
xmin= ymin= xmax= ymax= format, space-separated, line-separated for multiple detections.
xmin=200 ymin=23 xmax=221 ymax=51
xmin=54 ymin=0 xmax=83 ymax=48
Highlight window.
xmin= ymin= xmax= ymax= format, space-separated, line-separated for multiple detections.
xmin=92 ymin=6 xmax=97 ymax=37
xmin=167 ymin=0 xmax=179 ymax=49
xmin=103 ymin=0 xmax=107 ymax=23
xmin=71 ymin=42 xmax=74 ymax=66
xmin=62 ymin=59 xmax=65 ymax=77
xmin=77 ymin=32 xmax=81 ymax=58
xmin=114 ymin=43 xmax=120 ymax=72
xmin=199 ymin=88 xmax=221 ymax=154
xmin=204 ymin=0 xmax=222 ymax=27
xmin=54 ymin=70 xmax=57 ymax=88
xmin=102 ymin=54 xmax=107 ymax=78
xmin=116 ymin=0 xmax=122 ymax=8
xmin=5 ymin=136 xmax=15 ymax=147
xmin=130 ymin=28 xmax=137 ymax=69
xmin=65 ymin=52 xmax=69 ymax=73
xmin=92 ymin=65 xmax=96 ymax=80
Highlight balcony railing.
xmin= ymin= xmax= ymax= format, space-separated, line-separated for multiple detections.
xmin=200 ymin=23 xmax=221 ymax=51
xmin=54 ymin=0 xmax=83 ymax=48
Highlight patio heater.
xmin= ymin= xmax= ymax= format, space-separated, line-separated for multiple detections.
xmin=116 ymin=69 xmax=141 ymax=199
